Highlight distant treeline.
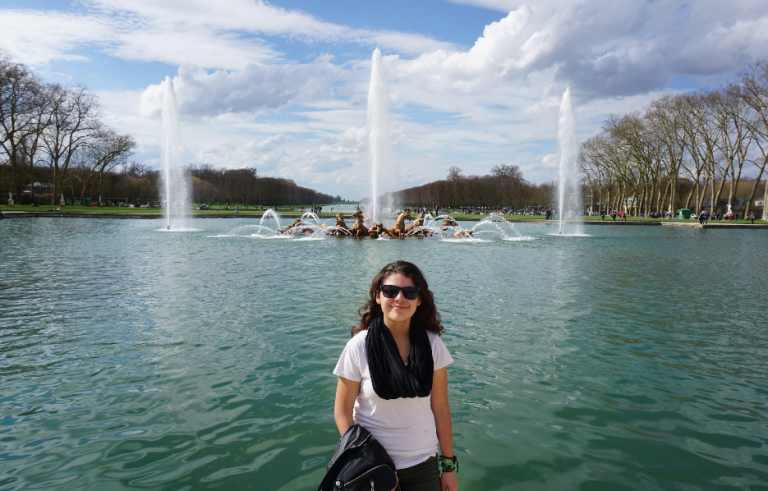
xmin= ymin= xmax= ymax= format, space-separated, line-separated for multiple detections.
xmin=187 ymin=164 xmax=338 ymax=205
xmin=386 ymin=164 xmax=557 ymax=209
xmin=0 ymin=162 xmax=339 ymax=206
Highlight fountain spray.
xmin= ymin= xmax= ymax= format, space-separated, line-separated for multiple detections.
xmin=367 ymin=48 xmax=391 ymax=224
xmin=556 ymin=87 xmax=582 ymax=235
xmin=161 ymin=76 xmax=189 ymax=230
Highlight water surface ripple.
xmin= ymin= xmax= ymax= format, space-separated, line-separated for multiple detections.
xmin=1 ymin=218 xmax=767 ymax=490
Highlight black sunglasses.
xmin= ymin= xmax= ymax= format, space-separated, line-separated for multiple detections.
xmin=379 ymin=284 xmax=421 ymax=300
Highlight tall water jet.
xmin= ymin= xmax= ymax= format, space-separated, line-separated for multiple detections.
xmin=161 ymin=76 xmax=189 ymax=230
xmin=367 ymin=48 xmax=391 ymax=224
xmin=556 ymin=87 xmax=583 ymax=235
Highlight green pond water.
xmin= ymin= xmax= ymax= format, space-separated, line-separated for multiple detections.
xmin=1 ymin=218 xmax=767 ymax=491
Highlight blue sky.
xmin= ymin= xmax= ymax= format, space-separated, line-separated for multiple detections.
xmin=2 ymin=0 xmax=767 ymax=199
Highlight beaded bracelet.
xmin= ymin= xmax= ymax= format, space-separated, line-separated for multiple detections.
xmin=439 ymin=455 xmax=459 ymax=473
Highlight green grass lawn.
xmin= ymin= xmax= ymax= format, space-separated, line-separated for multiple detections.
xmin=4 ymin=204 xmax=162 ymax=213
xmin=498 ymin=214 xmax=766 ymax=224
xmin=576 ymin=215 xmax=766 ymax=224
xmin=2 ymin=204 xmax=343 ymax=217
xmin=4 ymin=204 xmax=765 ymax=224
xmin=425 ymin=213 xmax=766 ymax=224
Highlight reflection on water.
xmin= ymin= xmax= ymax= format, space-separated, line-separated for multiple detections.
xmin=1 ymin=218 xmax=767 ymax=490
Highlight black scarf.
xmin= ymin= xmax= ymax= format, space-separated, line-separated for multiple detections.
xmin=366 ymin=316 xmax=434 ymax=400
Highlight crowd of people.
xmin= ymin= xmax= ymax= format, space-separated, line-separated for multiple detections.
xmin=421 ymin=206 xmax=548 ymax=217
xmin=693 ymin=210 xmax=757 ymax=223
xmin=597 ymin=209 xmax=627 ymax=221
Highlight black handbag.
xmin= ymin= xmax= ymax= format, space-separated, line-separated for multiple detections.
xmin=318 ymin=425 xmax=398 ymax=491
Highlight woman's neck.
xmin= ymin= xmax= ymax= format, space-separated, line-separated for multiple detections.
xmin=383 ymin=317 xmax=410 ymax=342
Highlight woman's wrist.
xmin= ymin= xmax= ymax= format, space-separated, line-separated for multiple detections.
xmin=439 ymin=454 xmax=459 ymax=473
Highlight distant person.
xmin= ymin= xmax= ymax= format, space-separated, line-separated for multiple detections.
xmin=600 ymin=210 xmax=605 ymax=221
xmin=749 ymin=211 xmax=756 ymax=224
xmin=611 ymin=210 xmax=617 ymax=221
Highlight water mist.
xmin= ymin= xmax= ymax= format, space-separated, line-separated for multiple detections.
xmin=161 ymin=76 xmax=190 ymax=231
xmin=556 ymin=87 xmax=583 ymax=236
xmin=367 ymin=48 xmax=391 ymax=224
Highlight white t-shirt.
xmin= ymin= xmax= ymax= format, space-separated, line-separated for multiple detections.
xmin=333 ymin=330 xmax=454 ymax=469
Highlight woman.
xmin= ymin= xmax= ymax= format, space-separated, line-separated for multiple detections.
xmin=334 ymin=261 xmax=458 ymax=491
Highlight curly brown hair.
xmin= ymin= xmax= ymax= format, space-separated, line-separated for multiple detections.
xmin=351 ymin=260 xmax=444 ymax=336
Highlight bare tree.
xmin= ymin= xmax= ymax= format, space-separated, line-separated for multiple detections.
xmin=678 ymin=93 xmax=712 ymax=212
xmin=738 ymin=60 xmax=768 ymax=220
xmin=0 ymin=54 xmax=42 ymax=202
xmin=647 ymin=94 xmax=687 ymax=215
xmin=20 ymin=84 xmax=53 ymax=204
xmin=42 ymin=84 xmax=100 ymax=204
xmin=605 ymin=112 xmax=660 ymax=215
xmin=78 ymin=129 xmax=135 ymax=204
xmin=447 ymin=166 xmax=463 ymax=181
xmin=713 ymin=83 xmax=756 ymax=214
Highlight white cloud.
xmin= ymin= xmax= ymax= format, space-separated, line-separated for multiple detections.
xmin=0 ymin=10 xmax=115 ymax=66
xmin=86 ymin=0 xmax=455 ymax=55
xmin=391 ymin=1 xmax=768 ymax=103
xmin=0 ymin=0 xmax=454 ymax=71
xmin=445 ymin=0 xmax=575 ymax=11
xmin=109 ymin=29 xmax=281 ymax=69
xmin=140 ymin=57 xmax=341 ymax=118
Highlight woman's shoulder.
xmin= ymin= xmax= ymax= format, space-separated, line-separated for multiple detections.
xmin=426 ymin=330 xmax=443 ymax=340
xmin=427 ymin=330 xmax=454 ymax=368
xmin=346 ymin=330 xmax=368 ymax=349
xmin=426 ymin=330 xmax=447 ymax=347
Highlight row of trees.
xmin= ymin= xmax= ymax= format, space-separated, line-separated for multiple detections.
xmin=0 ymin=161 xmax=339 ymax=206
xmin=187 ymin=164 xmax=337 ymax=205
xmin=1 ymin=51 xmax=136 ymax=205
xmin=580 ymin=60 xmax=768 ymax=219
xmin=387 ymin=164 xmax=556 ymax=210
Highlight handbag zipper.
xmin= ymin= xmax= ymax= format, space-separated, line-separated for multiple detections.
xmin=340 ymin=464 xmax=391 ymax=490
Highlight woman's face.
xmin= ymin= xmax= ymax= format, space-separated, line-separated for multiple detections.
xmin=376 ymin=273 xmax=422 ymax=327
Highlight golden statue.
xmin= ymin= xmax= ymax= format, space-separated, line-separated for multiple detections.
xmin=350 ymin=209 xmax=369 ymax=236
xmin=387 ymin=210 xmax=413 ymax=237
